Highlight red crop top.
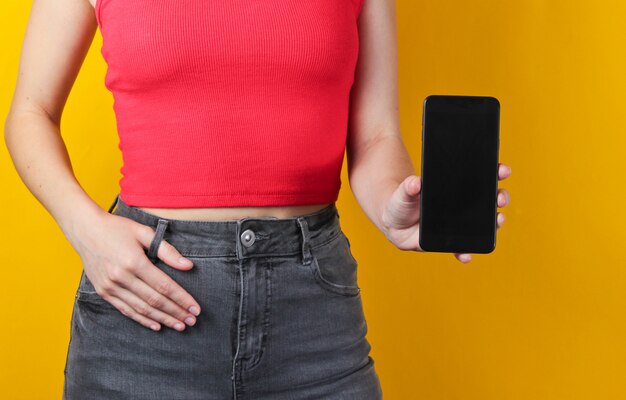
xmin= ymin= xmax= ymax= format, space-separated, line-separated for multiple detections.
xmin=95 ymin=0 xmax=365 ymax=207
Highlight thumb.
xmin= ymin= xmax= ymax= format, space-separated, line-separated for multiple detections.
xmin=383 ymin=175 xmax=422 ymax=230
xmin=137 ymin=224 xmax=194 ymax=270
xmin=396 ymin=175 xmax=421 ymax=204
xmin=157 ymin=239 xmax=194 ymax=270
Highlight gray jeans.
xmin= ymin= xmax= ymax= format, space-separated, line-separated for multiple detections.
xmin=63 ymin=193 xmax=383 ymax=399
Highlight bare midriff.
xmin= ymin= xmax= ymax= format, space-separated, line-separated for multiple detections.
xmin=136 ymin=203 xmax=332 ymax=221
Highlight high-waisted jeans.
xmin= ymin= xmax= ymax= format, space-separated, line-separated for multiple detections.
xmin=63 ymin=193 xmax=383 ymax=399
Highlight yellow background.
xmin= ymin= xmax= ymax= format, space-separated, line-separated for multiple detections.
xmin=2 ymin=1 xmax=625 ymax=398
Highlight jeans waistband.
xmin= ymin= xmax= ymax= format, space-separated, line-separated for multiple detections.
xmin=106 ymin=193 xmax=342 ymax=262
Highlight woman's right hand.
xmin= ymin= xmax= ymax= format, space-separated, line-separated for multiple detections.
xmin=69 ymin=211 xmax=202 ymax=332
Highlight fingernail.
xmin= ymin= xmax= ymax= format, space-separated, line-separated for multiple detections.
xmin=178 ymin=257 xmax=190 ymax=264
xmin=185 ymin=316 xmax=196 ymax=326
xmin=174 ymin=322 xmax=185 ymax=331
xmin=189 ymin=306 xmax=200 ymax=316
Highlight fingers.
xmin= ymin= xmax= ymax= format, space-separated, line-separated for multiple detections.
xmin=155 ymin=239 xmax=194 ymax=271
xmin=404 ymin=175 xmax=421 ymax=197
xmin=395 ymin=175 xmax=421 ymax=205
xmin=454 ymin=253 xmax=472 ymax=263
xmin=103 ymin=295 xmax=165 ymax=332
xmin=101 ymin=262 xmax=200 ymax=332
xmin=85 ymin=220 xmax=202 ymax=332
xmin=108 ymin=279 xmax=196 ymax=331
xmin=498 ymin=163 xmax=512 ymax=180
xmin=497 ymin=188 xmax=510 ymax=208
xmin=497 ymin=212 xmax=505 ymax=229
xmin=380 ymin=175 xmax=422 ymax=235
xmin=130 ymin=223 xmax=201 ymax=329
xmin=133 ymin=259 xmax=202 ymax=319
xmin=136 ymin=225 xmax=194 ymax=271
xmin=116 ymin=277 xmax=198 ymax=331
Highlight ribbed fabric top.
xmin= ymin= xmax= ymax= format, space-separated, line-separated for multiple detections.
xmin=95 ymin=0 xmax=365 ymax=207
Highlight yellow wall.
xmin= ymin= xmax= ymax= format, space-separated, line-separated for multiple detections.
xmin=1 ymin=1 xmax=625 ymax=398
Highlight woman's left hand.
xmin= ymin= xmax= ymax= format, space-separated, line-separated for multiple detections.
xmin=380 ymin=163 xmax=512 ymax=263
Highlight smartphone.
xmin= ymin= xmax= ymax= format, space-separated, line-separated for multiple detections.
xmin=419 ymin=95 xmax=500 ymax=254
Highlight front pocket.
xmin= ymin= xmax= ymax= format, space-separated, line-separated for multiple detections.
xmin=76 ymin=290 xmax=114 ymax=306
xmin=309 ymin=232 xmax=360 ymax=297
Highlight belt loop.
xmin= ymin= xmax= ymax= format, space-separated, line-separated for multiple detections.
xmin=107 ymin=193 xmax=120 ymax=214
xmin=296 ymin=217 xmax=312 ymax=265
xmin=148 ymin=218 xmax=169 ymax=262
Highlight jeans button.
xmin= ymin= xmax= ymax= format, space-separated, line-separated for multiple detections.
xmin=240 ymin=229 xmax=256 ymax=247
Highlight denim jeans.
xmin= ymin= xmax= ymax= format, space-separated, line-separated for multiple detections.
xmin=63 ymin=193 xmax=383 ymax=399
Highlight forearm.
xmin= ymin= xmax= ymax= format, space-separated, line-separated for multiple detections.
xmin=347 ymin=134 xmax=416 ymax=236
xmin=4 ymin=110 xmax=107 ymax=242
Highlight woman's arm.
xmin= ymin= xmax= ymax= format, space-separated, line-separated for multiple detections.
xmin=4 ymin=0 xmax=201 ymax=332
xmin=346 ymin=0 xmax=408 ymax=234
xmin=346 ymin=0 xmax=511 ymax=263
xmin=4 ymin=0 xmax=103 ymax=239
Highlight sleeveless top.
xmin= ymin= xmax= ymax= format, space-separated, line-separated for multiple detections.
xmin=95 ymin=0 xmax=365 ymax=207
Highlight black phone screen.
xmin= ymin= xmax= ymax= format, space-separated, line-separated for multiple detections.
xmin=419 ymin=95 xmax=500 ymax=253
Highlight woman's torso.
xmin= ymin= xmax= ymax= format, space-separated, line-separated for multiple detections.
xmin=90 ymin=0 xmax=362 ymax=220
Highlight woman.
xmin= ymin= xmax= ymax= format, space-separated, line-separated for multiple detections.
xmin=5 ymin=0 xmax=512 ymax=398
